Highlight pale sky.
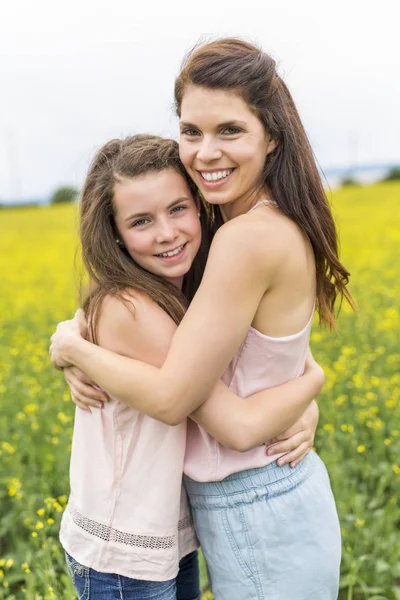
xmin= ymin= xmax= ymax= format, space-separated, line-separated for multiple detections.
xmin=1 ymin=0 xmax=399 ymax=201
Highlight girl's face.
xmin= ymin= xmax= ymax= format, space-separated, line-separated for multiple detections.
xmin=179 ymin=85 xmax=276 ymax=218
xmin=113 ymin=169 xmax=202 ymax=289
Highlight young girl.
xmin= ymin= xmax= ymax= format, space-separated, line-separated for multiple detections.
xmin=59 ymin=133 xmax=323 ymax=600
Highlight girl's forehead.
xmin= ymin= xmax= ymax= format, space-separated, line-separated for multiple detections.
xmin=113 ymin=171 xmax=193 ymax=216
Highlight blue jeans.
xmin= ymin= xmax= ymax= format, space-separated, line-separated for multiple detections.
xmin=65 ymin=550 xmax=201 ymax=600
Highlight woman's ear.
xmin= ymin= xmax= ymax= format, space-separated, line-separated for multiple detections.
xmin=266 ymin=137 xmax=277 ymax=155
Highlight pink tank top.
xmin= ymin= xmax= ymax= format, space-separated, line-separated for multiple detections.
xmin=60 ymin=398 xmax=198 ymax=581
xmin=184 ymin=200 xmax=314 ymax=482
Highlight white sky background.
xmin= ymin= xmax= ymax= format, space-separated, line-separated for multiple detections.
xmin=0 ymin=0 xmax=399 ymax=201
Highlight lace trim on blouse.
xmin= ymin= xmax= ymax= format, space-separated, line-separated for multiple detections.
xmin=67 ymin=504 xmax=192 ymax=550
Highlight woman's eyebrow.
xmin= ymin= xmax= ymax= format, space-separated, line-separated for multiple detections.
xmin=179 ymin=121 xmax=197 ymax=129
xmin=180 ymin=120 xmax=246 ymax=128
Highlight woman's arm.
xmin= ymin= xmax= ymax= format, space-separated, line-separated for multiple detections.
xmin=61 ymin=348 xmax=323 ymax=454
xmin=191 ymin=350 xmax=323 ymax=452
xmin=50 ymin=218 xmax=299 ymax=424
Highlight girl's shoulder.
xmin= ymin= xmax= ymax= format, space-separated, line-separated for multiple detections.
xmin=96 ymin=290 xmax=177 ymax=361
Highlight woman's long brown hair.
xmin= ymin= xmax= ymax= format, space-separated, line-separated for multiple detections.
xmin=79 ymin=134 xmax=211 ymax=342
xmin=175 ymin=38 xmax=354 ymax=328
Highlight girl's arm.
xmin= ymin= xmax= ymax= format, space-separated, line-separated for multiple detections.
xmin=50 ymin=218 xmax=305 ymax=424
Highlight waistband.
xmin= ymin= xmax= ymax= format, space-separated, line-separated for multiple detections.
xmin=184 ymin=451 xmax=318 ymax=509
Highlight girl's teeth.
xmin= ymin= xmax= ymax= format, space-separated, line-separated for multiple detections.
xmin=157 ymin=244 xmax=185 ymax=258
xmin=201 ymin=169 xmax=233 ymax=182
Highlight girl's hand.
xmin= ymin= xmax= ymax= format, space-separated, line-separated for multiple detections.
xmin=266 ymin=399 xmax=320 ymax=468
xmin=50 ymin=309 xmax=87 ymax=369
xmin=64 ymin=366 xmax=108 ymax=412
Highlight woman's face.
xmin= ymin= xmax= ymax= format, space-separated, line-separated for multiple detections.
xmin=113 ymin=169 xmax=201 ymax=289
xmin=179 ymin=85 xmax=276 ymax=217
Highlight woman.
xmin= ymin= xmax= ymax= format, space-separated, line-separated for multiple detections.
xmin=59 ymin=133 xmax=323 ymax=600
xmin=51 ymin=39 xmax=352 ymax=598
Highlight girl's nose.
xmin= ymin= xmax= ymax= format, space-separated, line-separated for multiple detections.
xmin=155 ymin=219 xmax=178 ymax=244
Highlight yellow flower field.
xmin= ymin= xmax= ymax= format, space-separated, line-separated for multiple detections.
xmin=0 ymin=182 xmax=399 ymax=599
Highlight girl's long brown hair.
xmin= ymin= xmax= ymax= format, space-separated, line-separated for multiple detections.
xmin=79 ymin=134 xmax=210 ymax=342
xmin=175 ymin=38 xmax=354 ymax=328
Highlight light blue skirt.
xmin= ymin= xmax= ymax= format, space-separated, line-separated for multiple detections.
xmin=184 ymin=451 xmax=341 ymax=600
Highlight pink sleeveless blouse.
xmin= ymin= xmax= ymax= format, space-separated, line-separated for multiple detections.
xmin=60 ymin=397 xmax=198 ymax=581
xmin=184 ymin=314 xmax=314 ymax=482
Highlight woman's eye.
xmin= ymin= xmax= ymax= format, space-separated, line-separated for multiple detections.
xmin=132 ymin=218 xmax=149 ymax=227
xmin=181 ymin=128 xmax=200 ymax=137
xmin=221 ymin=126 xmax=242 ymax=135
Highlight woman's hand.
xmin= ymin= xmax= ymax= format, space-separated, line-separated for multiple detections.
xmin=50 ymin=309 xmax=87 ymax=369
xmin=64 ymin=366 xmax=109 ymax=412
xmin=304 ymin=347 xmax=325 ymax=393
xmin=266 ymin=399 xmax=319 ymax=468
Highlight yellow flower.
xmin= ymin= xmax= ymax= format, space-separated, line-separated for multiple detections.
xmin=342 ymin=346 xmax=356 ymax=356
xmin=355 ymin=519 xmax=365 ymax=528
xmin=340 ymin=424 xmax=354 ymax=433
xmin=57 ymin=412 xmax=71 ymax=424
xmin=323 ymin=424 xmax=334 ymax=433
xmin=335 ymin=394 xmax=348 ymax=406
xmin=357 ymin=445 xmax=366 ymax=453
xmin=392 ymin=465 xmax=400 ymax=475
xmin=1 ymin=442 xmax=15 ymax=454
xmin=8 ymin=478 xmax=22 ymax=498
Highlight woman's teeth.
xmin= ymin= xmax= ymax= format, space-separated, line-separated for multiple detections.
xmin=156 ymin=244 xmax=185 ymax=258
xmin=200 ymin=169 xmax=233 ymax=182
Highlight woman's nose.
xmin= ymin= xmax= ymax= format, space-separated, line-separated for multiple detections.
xmin=197 ymin=137 xmax=222 ymax=163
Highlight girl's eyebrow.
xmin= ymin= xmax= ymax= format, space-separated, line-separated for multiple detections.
xmin=124 ymin=197 xmax=190 ymax=222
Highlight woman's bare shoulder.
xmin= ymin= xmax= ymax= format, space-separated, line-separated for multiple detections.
xmin=211 ymin=208 xmax=300 ymax=273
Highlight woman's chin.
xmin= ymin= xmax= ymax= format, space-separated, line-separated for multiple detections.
xmin=200 ymin=190 xmax=233 ymax=206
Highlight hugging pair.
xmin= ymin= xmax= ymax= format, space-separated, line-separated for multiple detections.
xmin=50 ymin=38 xmax=352 ymax=600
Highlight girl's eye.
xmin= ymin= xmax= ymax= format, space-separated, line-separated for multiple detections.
xmin=181 ymin=128 xmax=200 ymax=137
xmin=132 ymin=218 xmax=149 ymax=227
xmin=171 ymin=205 xmax=186 ymax=214
xmin=221 ymin=126 xmax=242 ymax=135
